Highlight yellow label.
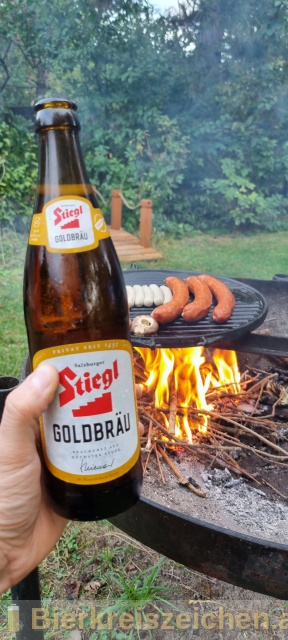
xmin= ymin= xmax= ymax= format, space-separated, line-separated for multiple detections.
xmin=29 ymin=196 xmax=110 ymax=253
xmin=34 ymin=340 xmax=140 ymax=485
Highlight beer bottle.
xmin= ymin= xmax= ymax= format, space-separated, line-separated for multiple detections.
xmin=23 ymin=98 xmax=142 ymax=520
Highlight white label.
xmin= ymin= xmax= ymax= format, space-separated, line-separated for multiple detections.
xmin=45 ymin=197 xmax=94 ymax=250
xmin=35 ymin=341 xmax=139 ymax=484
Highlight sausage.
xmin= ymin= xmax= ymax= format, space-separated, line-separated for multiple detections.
xmin=149 ymin=284 xmax=164 ymax=306
xmin=182 ymin=276 xmax=212 ymax=322
xmin=142 ymin=285 xmax=154 ymax=307
xmin=133 ymin=284 xmax=144 ymax=307
xmin=198 ymin=274 xmax=236 ymax=323
xmin=126 ymin=285 xmax=135 ymax=309
xmin=151 ymin=276 xmax=189 ymax=324
xmin=160 ymin=285 xmax=173 ymax=304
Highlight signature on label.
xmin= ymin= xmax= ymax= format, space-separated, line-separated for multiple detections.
xmin=79 ymin=458 xmax=115 ymax=473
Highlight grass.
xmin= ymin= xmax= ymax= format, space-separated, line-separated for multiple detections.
xmin=1 ymin=226 xmax=288 ymax=638
xmin=0 ymin=229 xmax=29 ymax=377
xmin=124 ymin=229 xmax=287 ymax=280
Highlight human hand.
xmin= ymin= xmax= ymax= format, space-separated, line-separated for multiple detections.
xmin=0 ymin=366 xmax=144 ymax=594
xmin=0 ymin=365 xmax=67 ymax=594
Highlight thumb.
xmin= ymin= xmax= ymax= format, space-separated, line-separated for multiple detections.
xmin=0 ymin=365 xmax=59 ymax=451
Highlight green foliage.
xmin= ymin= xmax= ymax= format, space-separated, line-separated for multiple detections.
xmin=84 ymin=114 xmax=189 ymax=232
xmin=1 ymin=0 xmax=288 ymax=232
xmin=0 ymin=116 xmax=37 ymax=228
xmin=93 ymin=560 xmax=176 ymax=640
xmin=200 ymin=158 xmax=288 ymax=230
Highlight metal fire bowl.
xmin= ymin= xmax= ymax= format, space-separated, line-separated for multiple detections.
xmin=109 ymin=496 xmax=288 ymax=599
xmin=117 ymin=271 xmax=288 ymax=598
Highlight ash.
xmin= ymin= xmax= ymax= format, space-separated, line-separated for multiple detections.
xmin=142 ymin=454 xmax=288 ymax=544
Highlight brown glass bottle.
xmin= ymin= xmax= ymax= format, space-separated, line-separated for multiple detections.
xmin=23 ymin=98 xmax=142 ymax=520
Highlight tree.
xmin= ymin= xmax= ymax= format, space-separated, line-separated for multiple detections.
xmin=172 ymin=0 xmax=288 ymax=230
xmin=0 ymin=0 xmax=189 ymax=227
xmin=1 ymin=0 xmax=288 ymax=232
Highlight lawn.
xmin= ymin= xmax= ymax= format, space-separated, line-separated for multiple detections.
xmin=137 ymin=230 xmax=286 ymax=280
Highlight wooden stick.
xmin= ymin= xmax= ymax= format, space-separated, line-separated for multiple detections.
xmin=261 ymin=478 xmax=288 ymax=500
xmin=146 ymin=419 xmax=153 ymax=451
xmin=151 ymin=438 xmax=237 ymax=452
xmin=142 ymin=404 xmax=280 ymax=457
xmin=209 ymin=410 xmax=288 ymax=457
xmin=168 ymin=376 xmax=177 ymax=435
xmin=156 ymin=444 xmax=207 ymax=498
xmin=155 ymin=445 xmax=166 ymax=484
xmin=139 ymin=399 xmax=288 ymax=496
xmin=134 ymin=363 xmax=147 ymax=382
xmin=208 ymin=424 xmax=288 ymax=462
xmin=142 ymin=443 xmax=155 ymax=475
xmin=141 ymin=407 xmax=263 ymax=481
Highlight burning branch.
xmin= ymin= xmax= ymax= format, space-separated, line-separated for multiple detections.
xmin=168 ymin=376 xmax=177 ymax=435
xmin=135 ymin=347 xmax=288 ymax=501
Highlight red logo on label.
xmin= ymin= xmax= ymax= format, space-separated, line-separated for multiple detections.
xmin=54 ymin=205 xmax=84 ymax=230
xmin=58 ymin=360 xmax=119 ymax=417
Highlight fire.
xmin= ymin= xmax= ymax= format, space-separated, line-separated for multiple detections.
xmin=134 ymin=347 xmax=241 ymax=442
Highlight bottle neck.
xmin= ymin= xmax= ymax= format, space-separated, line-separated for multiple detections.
xmin=35 ymin=127 xmax=95 ymax=208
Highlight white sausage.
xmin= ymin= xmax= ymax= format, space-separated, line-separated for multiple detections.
xmin=133 ymin=284 xmax=144 ymax=307
xmin=142 ymin=284 xmax=154 ymax=307
xmin=149 ymin=284 xmax=163 ymax=306
xmin=160 ymin=285 xmax=173 ymax=304
xmin=126 ymin=285 xmax=135 ymax=309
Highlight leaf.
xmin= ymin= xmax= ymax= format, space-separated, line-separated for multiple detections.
xmin=84 ymin=580 xmax=105 ymax=593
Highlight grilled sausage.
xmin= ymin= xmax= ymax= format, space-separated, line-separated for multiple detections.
xmin=142 ymin=285 xmax=154 ymax=307
xmin=149 ymin=284 xmax=164 ymax=306
xmin=160 ymin=285 xmax=173 ymax=304
xmin=133 ymin=284 xmax=144 ymax=307
xmin=151 ymin=276 xmax=189 ymax=324
xmin=182 ymin=276 xmax=212 ymax=322
xmin=126 ymin=285 xmax=135 ymax=309
xmin=198 ymin=274 xmax=236 ymax=323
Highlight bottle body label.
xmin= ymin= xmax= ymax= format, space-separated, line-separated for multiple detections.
xmin=28 ymin=196 xmax=110 ymax=253
xmin=33 ymin=340 xmax=140 ymax=484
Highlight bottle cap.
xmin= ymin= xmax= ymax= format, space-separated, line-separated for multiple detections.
xmin=34 ymin=97 xmax=80 ymax=131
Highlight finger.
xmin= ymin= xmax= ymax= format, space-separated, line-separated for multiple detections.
xmin=0 ymin=365 xmax=59 ymax=450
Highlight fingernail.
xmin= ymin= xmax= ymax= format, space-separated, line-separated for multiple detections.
xmin=30 ymin=365 xmax=54 ymax=391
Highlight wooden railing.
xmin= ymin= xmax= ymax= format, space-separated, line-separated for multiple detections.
xmin=110 ymin=189 xmax=153 ymax=248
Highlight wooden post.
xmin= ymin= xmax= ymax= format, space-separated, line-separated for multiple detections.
xmin=139 ymin=199 xmax=153 ymax=248
xmin=111 ymin=190 xmax=122 ymax=230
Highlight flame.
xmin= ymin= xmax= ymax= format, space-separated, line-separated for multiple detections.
xmin=134 ymin=347 xmax=241 ymax=442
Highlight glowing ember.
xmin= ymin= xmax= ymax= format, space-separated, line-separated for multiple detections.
xmin=134 ymin=347 xmax=241 ymax=442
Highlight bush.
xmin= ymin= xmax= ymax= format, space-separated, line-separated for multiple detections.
xmin=83 ymin=114 xmax=189 ymax=233
xmin=0 ymin=114 xmax=38 ymax=230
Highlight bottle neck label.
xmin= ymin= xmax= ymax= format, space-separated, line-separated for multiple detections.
xmin=28 ymin=196 xmax=110 ymax=253
xmin=33 ymin=340 xmax=140 ymax=485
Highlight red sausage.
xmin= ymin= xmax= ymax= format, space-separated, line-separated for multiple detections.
xmin=182 ymin=276 xmax=212 ymax=322
xmin=151 ymin=277 xmax=189 ymax=324
xmin=198 ymin=274 xmax=236 ymax=323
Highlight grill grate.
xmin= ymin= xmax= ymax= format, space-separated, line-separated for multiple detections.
xmin=124 ymin=269 xmax=268 ymax=349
